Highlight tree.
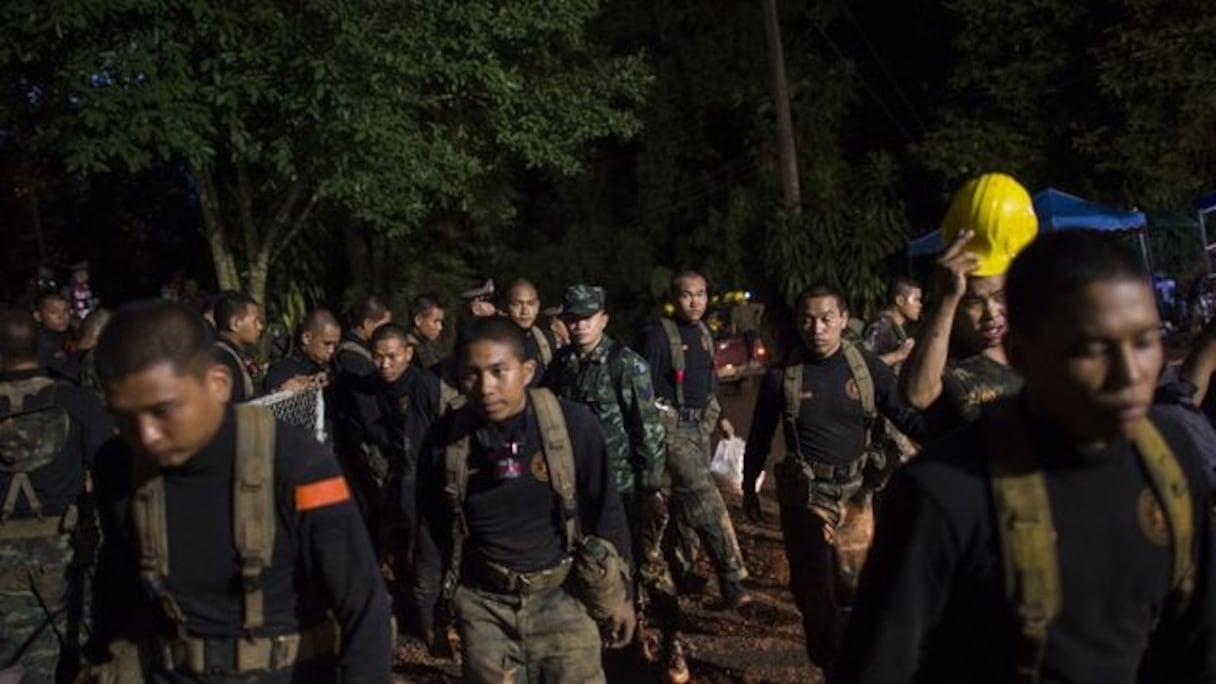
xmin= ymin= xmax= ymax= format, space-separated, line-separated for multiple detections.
xmin=0 ymin=0 xmax=648 ymax=308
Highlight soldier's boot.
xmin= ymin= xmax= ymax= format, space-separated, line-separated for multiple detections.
xmin=664 ymin=636 xmax=691 ymax=684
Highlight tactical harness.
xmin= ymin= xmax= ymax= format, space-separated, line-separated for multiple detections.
xmin=988 ymin=406 xmax=1194 ymax=684
xmin=215 ymin=342 xmax=255 ymax=400
xmin=530 ymin=326 xmax=554 ymax=368
xmin=782 ymin=342 xmax=878 ymax=452
xmin=0 ymin=376 xmax=73 ymax=538
xmin=657 ymin=318 xmax=716 ymax=411
xmin=130 ymin=404 xmax=335 ymax=674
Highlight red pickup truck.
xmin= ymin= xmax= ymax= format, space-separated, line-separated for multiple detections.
xmin=713 ymin=334 xmax=768 ymax=382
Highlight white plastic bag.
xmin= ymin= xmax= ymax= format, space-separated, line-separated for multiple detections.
xmin=710 ymin=436 xmax=747 ymax=495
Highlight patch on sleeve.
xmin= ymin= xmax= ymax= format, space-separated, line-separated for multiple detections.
xmin=294 ymin=476 xmax=351 ymax=511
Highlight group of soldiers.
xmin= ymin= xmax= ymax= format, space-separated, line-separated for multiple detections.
xmin=3 ymin=173 xmax=1216 ymax=683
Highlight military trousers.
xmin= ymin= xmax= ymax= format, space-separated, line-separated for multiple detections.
xmin=0 ymin=533 xmax=77 ymax=683
xmin=620 ymin=493 xmax=680 ymax=635
xmin=777 ymin=487 xmax=874 ymax=670
xmin=452 ymin=583 xmax=605 ymax=684
xmin=662 ymin=417 xmax=747 ymax=585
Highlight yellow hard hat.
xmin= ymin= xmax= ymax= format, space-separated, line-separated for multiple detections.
xmin=941 ymin=173 xmax=1038 ymax=277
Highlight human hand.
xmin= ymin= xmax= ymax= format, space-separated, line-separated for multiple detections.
xmin=937 ymin=229 xmax=980 ymax=300
xmin=604 ymin=599 xmax=637 ymax=649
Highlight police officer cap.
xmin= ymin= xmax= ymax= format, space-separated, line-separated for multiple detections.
xmin=461 ymin=279 xmax=495 ymax=301
xmin=561 ymin=285 xmax=606 ymax=317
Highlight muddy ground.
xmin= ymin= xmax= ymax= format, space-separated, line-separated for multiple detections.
xmin=394 ymin=376 xmax=823 ymax=683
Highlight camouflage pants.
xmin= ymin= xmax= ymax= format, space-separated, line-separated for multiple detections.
xmin=0 ymin=534 xmax=76 ymax=683
xmin=452 ymin=584 xmax=605 ymax=684
xmin=620 ymin=493 xmax=680 ymax=635
xmin=662 ymin=417 xmax=747 ymax=585
xmin=777 ymin=483 xmax=875 ymax=669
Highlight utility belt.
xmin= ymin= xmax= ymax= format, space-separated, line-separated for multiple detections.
xmin=466 ymin=554 xmax=573 ymax=596
xmin=774 ymin=453 xmax=866 ymax=524
xmin=780 ymin=455 xmax=864 ymax=483
xmin=654 ymin=400 xmax=706 ymax=424
xmin=150 ymin=621 xmax=337 ymax=675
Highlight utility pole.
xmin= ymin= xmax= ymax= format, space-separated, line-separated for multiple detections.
xmin=761 ymin=0 xmax=801 ymax=215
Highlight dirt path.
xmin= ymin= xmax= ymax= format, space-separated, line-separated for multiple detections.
xmin=395 ymin=375 xmax=821 ymax=683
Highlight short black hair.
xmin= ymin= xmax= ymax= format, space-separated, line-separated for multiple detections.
xmin=96 ymin=299 xmax=216 ymax=386
xmin=0 ymin=309 xmax=39 ymax=365
xmin=669 ymin=270 xmax=709 ymax=299
xmin=347 ymin=294 xmax=390 ymax=329
xmin=295 ymin=309 xmax=339 ymax=346
xmin=369 ymin=323 xmax=413 ymax=348
xmin=797 ymin=284 xmax=849 ymax=314
xmin=409 ymin=293 xmax=444 ymax=321
xmin=34 ymin=291 xmax=67 ymax=311
xmin=1006 ymin=230 xmax=1148 ymax=336
xmin=212 ymin=291 xmax=258 ymax=333
xmin=460 ymin=316 xmax=526 ymax=362
xmin=888 ymin=277 xmax=921 ymax=303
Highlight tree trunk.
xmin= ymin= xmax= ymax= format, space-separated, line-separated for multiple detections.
xmin=248 ymin=248 xmax=271 ymax=313
xmin=194 ymin=165 xmax=241 ymax=291
xmin=761 ymin=0 xmax=802 ymax=214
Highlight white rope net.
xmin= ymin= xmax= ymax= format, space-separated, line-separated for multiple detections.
xmin=249 ymin=386 xmax=326 ymax=443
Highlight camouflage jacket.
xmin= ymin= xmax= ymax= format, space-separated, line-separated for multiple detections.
xmin=548 ymin=335 xmax=666 ymax=494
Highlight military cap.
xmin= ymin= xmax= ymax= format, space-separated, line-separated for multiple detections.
xmin=461 ymin=279 xmax=495 ymax=301
xmin=561 ymin=285 xmax=606 ymax=317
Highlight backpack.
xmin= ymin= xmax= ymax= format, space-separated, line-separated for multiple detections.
xmin=215 ymin=341 xmax=255 ymax=400
xmin=0 ymin=377 xmax=71 ymax=521
xmin=530 ymin=327 xmax=554 ymax=367
xmin=132 ymin=404 xmax=276 ymax=633
xmin=336 ymin=339 xmax=373 ymax=363
xmin=657 ymin=318 xmax=715 ymax=409
xmin=439 ymin=389 xmax=578 ymax=602
xmin=987 ymin=407 xmax=1194 ymax=683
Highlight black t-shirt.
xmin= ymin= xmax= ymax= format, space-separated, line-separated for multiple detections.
xmin=332 ymin=333 xmax=380 ymax=451
xmin=641 ymin=319 xmax=714 ymax=410
xmin=835 ymin=400 xmax=1216 ymax=683
xmin=90 ymin=409 xmax=390 ymax=679
xmin=374 ymin=365 xmax=442 ymax=475
xmin=413 ymin=397 xmax=633 ymax=635
xmin=263 ymin=354 xmax=326 ymax=394
xmin=743 ymin=346 xmax=927 ymax=481
xmin=0 ymin=369 xmax=112 ymax=517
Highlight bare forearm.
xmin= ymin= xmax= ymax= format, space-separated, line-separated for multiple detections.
xmin=901 ymin=298 xmax=958 ymax=409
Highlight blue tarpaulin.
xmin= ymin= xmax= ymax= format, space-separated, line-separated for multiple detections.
xmin=907 ymin=187 xmax=1146 ymax=258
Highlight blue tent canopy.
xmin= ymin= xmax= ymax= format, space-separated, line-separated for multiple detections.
xmin=907 ymin=187 xmax=1146 ymax=258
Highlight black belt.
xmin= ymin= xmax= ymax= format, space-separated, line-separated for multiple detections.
xmin=467 ymin=556 xmax=573 ymax=595
xmin=800 ymin=457 xmax=865 ymax=483
xmin=657 ymin=402 xmax=706 ymax=424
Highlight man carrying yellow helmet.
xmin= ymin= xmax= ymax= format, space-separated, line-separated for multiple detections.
xmin=901 ymin=173 xmax=1037 ymax=433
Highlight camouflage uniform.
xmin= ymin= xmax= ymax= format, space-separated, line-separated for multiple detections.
xmin=0 ymin=532 xmax=74 ymax=682
xmin=547 ymin=286 xmax=678 ymax=637
xmin=861 ymin=313 xmax=908 ymax=358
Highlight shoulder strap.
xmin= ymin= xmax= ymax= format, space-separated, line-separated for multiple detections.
xmin=842 ymin=342 xmax=877 ymax=422
xmin=338 ymin=339 xmax=374 ymax=362
xmin=987 ymin=405 xmax=1061 ymax=684
xmin=530 ymin=388 xmax=579 ymax=550
xmin=441 ymin=409 xmax=475 ymax=604
xmin=659 ymin=319 xmax=685 ymax=408
xmin=530 ymin=326 xmax=553 ymax=367
xmin=0 ymin=377 xmax=61 ymax=519
xmin=132 ymin=456 xmax=189 ymax=627
xmin=233 ymin=404 xmax=276 ymax=633
xmin=0 ymin=376 xmax=57 ymax=410
xmin=1130 ymin=420 xmax=1195 ymax=600
xmin=217 ymin=342 xmax=255 ymax=399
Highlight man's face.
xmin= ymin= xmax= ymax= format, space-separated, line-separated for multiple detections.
xmin=415 ymin=308 xmax=444 ymax=342
xmin=800 ymin=296 xmax=848 ymax=358
xmin=230 ymin=304 xmax=264 ymax=346
xmin=895 ymin=287 xmax=924 ymax=323
xmin=36 ymin=297 xmax=71 ymax=333
xmin=674 ymin=276 xmax=709 ymax=323
xmin=373 ymin=337 xmax=414 ymax=384
xmin=301 ymin=323 xmax=341 ymax=365
xmin=1009 ymin=279 xmax=1163 ymax=446
xmin=461 ymin=339 xmax=535 ymax=423
xmin=506 ymin=285 xmax=541 ymax=330
xmin=564 ymin=310 xmax=609 ymax=353
xmin=106 ymin=361 xmax=231 ymax=468
xmin=953 ymin=275 xmax=1006 ymax=355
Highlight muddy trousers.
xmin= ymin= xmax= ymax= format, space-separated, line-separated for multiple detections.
xmin=778 ymin=499 xmax=873 ymax=671
xmin=0 ymin=533 xmax=79 ymax=684
xmin=663 ymin=420 xmax=747 ymax=586
xmin=452 ymin=583 xmax=605 ymax=684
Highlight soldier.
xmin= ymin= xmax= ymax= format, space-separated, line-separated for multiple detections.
xmin=863 ymin=277 xmax=921 ymax=367
xmin=413 ymin=317 xmax=635 ymax=683
xmin=33 ymin=292 xmax=78 ymax=382
xmin=902 ymin=173 xmax=1038 ymax=434
xmin=836 ymin=231 xmax=1216 ymax=682
xmin=211 ymin=291 xmax=264 ymax=403
xmin=742 ymin=284 xmax=927 ymax=670
xmin=0 ymin=310 xmax=111 ymax=683
xmin=503 ymin=278 xmax=558 ymax=386
xmin=547 ymin=285 xmax=687 ymax=683
xmin=406 ymin=294 xmax=446 ymax=371
xmin=262 ymin=309 xmax=340 ymax=394
xmin=641 ymin=270 xmax=749 ymax=607
xmin=82 ymin=300 xmax=391 ymax=682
